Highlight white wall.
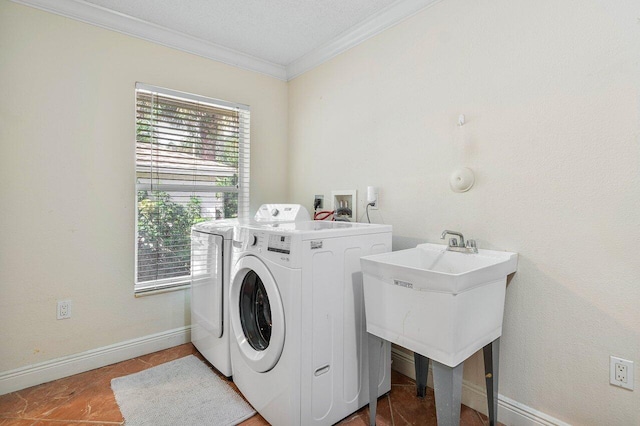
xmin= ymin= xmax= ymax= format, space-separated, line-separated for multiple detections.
xmin=0 ymin=2 xmax=288 ymax=371
xmin=2 ymin=0 xmax=639 ymax=423
xmin=289 ymin=0 xmax=640 ymax=424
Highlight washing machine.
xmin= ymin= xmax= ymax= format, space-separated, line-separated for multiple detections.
xmin=190 ymin=204 xmax=310 ymax=377
xmin=229 ymin=221 xmax=393 ymax=425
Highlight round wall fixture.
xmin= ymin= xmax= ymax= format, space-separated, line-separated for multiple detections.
xmin=449 ymin=167 xmax=475 ymax=192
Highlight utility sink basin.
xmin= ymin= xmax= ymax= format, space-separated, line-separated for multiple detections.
xmin=361 ymin=243 xmax=517 ymax=367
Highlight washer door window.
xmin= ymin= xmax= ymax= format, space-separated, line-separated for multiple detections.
xmin=239 ymin=270 xmax=272 ymax=351
xmin=230 ymin=256 xmax=285 ymax=373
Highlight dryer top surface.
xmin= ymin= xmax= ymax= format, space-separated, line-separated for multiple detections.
xmin=192 ymin=219 xmax=238 ymax=237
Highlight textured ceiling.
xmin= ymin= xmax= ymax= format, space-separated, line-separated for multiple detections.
xmin=83 ymin=0 xmax=400 ymax=66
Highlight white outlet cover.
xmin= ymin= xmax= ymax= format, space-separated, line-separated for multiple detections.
xmin=57 ymin=300 xmax=72 ymax=320
xmin=610 ymin=356 xmax=634 ymax=391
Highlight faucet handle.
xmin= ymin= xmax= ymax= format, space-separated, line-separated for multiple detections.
xmin=449 ymin=238 xmax=458 ymax=247
xmin=465 ymin=239 xmax=478 ymax=253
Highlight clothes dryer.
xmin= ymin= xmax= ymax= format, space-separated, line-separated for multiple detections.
xmin=190 ymin=205 xmax=309 ymax=377
xmin=229 ymin=221 xmax=392 ymax=425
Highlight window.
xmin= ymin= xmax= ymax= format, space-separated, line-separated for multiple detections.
xmin=135 ymin=83 xmax=250 ymax=294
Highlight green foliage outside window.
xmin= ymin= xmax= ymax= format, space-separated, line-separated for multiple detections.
xmin=137 ymin=190 xmax=207 ymax=282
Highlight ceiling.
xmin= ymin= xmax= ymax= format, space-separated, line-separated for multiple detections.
xmin=13 ymin=0 xmax=440 ymax=80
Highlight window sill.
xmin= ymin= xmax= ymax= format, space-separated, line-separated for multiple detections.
xmin=134 ymin=280 xmax=190 ymax=297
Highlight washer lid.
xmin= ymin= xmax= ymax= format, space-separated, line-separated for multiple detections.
xmin=229 ymin=256 xmax=285 ymax=373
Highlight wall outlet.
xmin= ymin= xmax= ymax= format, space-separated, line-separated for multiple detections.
xmin=314 ymin=194 xmax=324 ymax=210
xmin=610 ymin=356 xmax=634 ymax=390
xmin=57 ymin=300 xmax=72 ymax=320
xmin=367 ymin=186 xmax=379 ymax=210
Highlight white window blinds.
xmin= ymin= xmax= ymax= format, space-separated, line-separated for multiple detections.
xmin=135 ymin=83 xmax=250 ymax=293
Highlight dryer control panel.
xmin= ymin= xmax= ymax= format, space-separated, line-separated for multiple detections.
xmin=254 ymin=204 xmax=311 ymax=223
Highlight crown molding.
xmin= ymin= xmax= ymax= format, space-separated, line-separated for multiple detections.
xmin=11 ymin=0 xmax=288 ymax=81
xmin=12 ymin=0 xmax=442 ymax=82
xmin=285 ymin=0 xmax=443 ymax=80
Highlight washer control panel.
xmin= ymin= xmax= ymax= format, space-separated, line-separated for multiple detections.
xmin=267 ymin=234 xmax=291 ymax=254
xmin=233 ymin=227 xmax=302 ymax=267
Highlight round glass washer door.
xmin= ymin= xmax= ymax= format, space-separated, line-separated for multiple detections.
xmin=230 ymin=255 xmax=285 ymax=373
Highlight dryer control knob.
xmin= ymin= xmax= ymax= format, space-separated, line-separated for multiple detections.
xmin=250 ymin=235 xmax=258 ymax=246
xmin=271 ymin=208 xmax=280 ymax=217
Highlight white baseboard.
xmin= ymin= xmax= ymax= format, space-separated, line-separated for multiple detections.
xmin=0 ymin=326 xmax=191 ymax=396
xmin=391 ymin=347 xmax=570 ymax=426
xmin=1 ymin=330 xmax=568 ymax=426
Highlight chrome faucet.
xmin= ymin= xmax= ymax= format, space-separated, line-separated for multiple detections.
xmin=441 ymin=230 xmax=465 ymax=247
xmin=440 ymin=230 xmax=478 ymax=253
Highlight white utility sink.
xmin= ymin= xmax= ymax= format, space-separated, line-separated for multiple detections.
xmin=361 ymin=243 xmax=517 ymax=367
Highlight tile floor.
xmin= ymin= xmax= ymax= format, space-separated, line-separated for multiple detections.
xmin=0 ymin=344 xmax=496 ymax=425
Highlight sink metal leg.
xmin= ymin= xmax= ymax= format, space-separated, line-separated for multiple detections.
xmin=368 ymin=333 xmax=383 ymax=426
xmin=483 ymin=338 xmax=500 ymax=426
xmin=414 ymin=352 xmax=430 ymax=398
xmin=432 ymin=360 xmax=464 ymax=426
